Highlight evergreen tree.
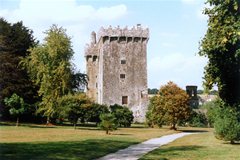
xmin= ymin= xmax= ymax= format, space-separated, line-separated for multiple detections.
xmin=0 ymin=18 xmax=38 ymax=119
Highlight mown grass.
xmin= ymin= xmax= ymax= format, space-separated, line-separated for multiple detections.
xmin=140 ymin=131 xmax=240 ymax=160
xmin=0 ymin=122 xmax=177 ymax=160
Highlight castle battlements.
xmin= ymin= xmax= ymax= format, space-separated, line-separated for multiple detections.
xmin=85 ymin=24 xmax=149 ymax=57
xmin=97 ymin=24 xmax=149 ymax=41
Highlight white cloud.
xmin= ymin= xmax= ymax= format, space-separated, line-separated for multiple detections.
xmin=0 ymin=0 xmax=127 ymax=72
xmin=148 ymin=53 xmax=207 ymax=89
xmin=1 ymin=0 xmax=127 ymax=23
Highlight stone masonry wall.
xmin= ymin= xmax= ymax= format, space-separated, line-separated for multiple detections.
xmin=85 ymin=25 xmax=149 ymax=122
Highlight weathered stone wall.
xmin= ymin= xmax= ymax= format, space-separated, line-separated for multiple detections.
xmin=85 ymin=32 xmax=99 ymax=101
xmin=85 ymin=25 xmax=149 ymax=122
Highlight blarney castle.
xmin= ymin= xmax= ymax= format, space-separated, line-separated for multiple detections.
xmin=85 ymin=24 xmax=149 ymax=122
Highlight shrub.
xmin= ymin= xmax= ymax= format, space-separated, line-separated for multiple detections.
xmin=214 ymin=105 xmax=240 ymax=144
xmin=86 ymin=103 xmax=109 ymax=124
xmin=201 ymin=100 xmax=218 ymax=127
xmin=99 ymin=113 xmax=117 ymax=134
xmin=188 ymin=110 xmax=208 ymax=127
xmin=110 ymin=104 xmax=134 ymax=127
xmin=58 ymin=93 xmax=92 ymax=129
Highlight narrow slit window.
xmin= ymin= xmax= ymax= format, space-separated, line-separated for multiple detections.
xmin=122 ymin=96 xmax=128 ymax=105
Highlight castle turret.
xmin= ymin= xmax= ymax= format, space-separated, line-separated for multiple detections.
xmin=91 ymin=31 xmax=96 ymax=44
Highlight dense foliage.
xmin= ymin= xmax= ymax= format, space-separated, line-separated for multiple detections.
xmin=148 ymin=88 xmax=159 ymax=94
xmin=213 ymin=101 xmax=240 ymax=144
xmin=86 ymin=103 xmax=109 ymax=124
xmin=0 ymin=18 xmax=38 ymax=120
xmin=22 ymin=25 xmax=74 ymax=123
xmin=146 ymin=81 xmax=190 ymax=130
xmin=199 ymin=0 xmax=240 ymax=106
xmin=187 ymin=110 xmax=208 ymax=127
xmin=110 ymin=104 xmax=134 ymax=127
xmin=58 ymin=93 xmax=92 ymax=129
xmin=146 ymin=96 xmax=166 ymax=128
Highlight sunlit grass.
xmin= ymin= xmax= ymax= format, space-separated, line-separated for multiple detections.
xmin=0 ymin=122 xmax=177 ymax=160
xmin=140 ymin=131 xmax=240 ymax=160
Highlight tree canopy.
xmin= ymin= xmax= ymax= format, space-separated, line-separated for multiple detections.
xmin=22 ymin=25 xmax=74 ymax=123
xmin=58 ymin=93 xmax=92 ymax=129
xmin=199 ymin=0 xmax=240 ymax=106
xmin=110 ymin=104 xmax=134 ymax=127
xmin=4 ymin=93 xmax=26 ymax=126
xmin=146 ymin=81 xmax=190 ymax=130
xmin=0 ymin=18 xmax=38 ymax=118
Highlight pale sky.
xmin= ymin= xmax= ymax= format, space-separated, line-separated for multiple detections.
xmin=0 ymin=0 xmax=209 ymax=90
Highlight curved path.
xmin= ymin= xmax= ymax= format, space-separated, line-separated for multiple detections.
xmin=97 ymin=132 xmax=194 ymax=160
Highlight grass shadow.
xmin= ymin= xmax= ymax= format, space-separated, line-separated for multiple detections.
xmin=178 ymin=129 xmax=209 ymax=133
xmin=76 ymin=127 xmax=100 ymax=131
xmin=111 ymin=133 xmax=132 ymax=136
xmin=0 ymin=139 xmax=137 ymax=160
xmin=140 ymin=145 xmax=204 ymax=160
xmin=23 ymin=124 xmax=58 ymax=128
xmin=222 ymin=141 xmax=240 ymax=145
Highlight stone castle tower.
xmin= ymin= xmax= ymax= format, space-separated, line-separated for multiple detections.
xmin=85 ymin=24 xmax=149 ymax=122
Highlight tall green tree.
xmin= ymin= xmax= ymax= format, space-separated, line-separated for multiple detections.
xmin=0 ymin=18 xmax=37 ymax=118
xmin=199 ymin=0 xmax=240 ymax=106
xmin=22 ymin=25 xmax=74 ymax=124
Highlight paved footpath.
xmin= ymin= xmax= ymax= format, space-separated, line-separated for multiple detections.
xmin=97 ymin=132 xmax=194 ymax=160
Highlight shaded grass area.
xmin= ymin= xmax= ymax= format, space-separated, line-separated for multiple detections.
xmin=0 ymin=122 xmax=177 ymax=160
xmin=140 ymin=132 xmax=240 ymax=160
xmin=0 ymin=139 xmax=136 ymax=160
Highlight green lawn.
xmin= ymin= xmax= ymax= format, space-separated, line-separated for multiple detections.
xmin=140 ymin=131 xmax=240 ymax=160
xmin=2 ymin=123 xmax=238 ymax=160
xmin=0 ymin=123 xmax=176 ymax=160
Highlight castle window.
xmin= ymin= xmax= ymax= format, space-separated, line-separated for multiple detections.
xmin=120 ymin=74 xmax=125 ymax=79
xmin=121 ymin=60 xmax=126 ymax=64
xmin=122 ymin=96 xmax=128 ymax=105
xmin=93 ymin=56 xmax=97 ymax=62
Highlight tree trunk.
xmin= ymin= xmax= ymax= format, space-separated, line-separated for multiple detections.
xmin=46 ymin=116 xmax=50 ymax=126
xmin=74 ymin=123 xmax=76 ymax=130
xmin=16 ymin=117 xmax=19 ymax=127
xmin=106 ymin=129 xmax=109 ymax=134
xmin=230 ymin=140 xmax=235 ymax=144
xmin=170 ymin=123 xmax=177 ymax=130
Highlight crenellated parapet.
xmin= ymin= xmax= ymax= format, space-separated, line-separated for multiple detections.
xmin=85 ymin=24 xmax=149 ymax=56
xmin=97 ymin=24 xmax=149 ymax=41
